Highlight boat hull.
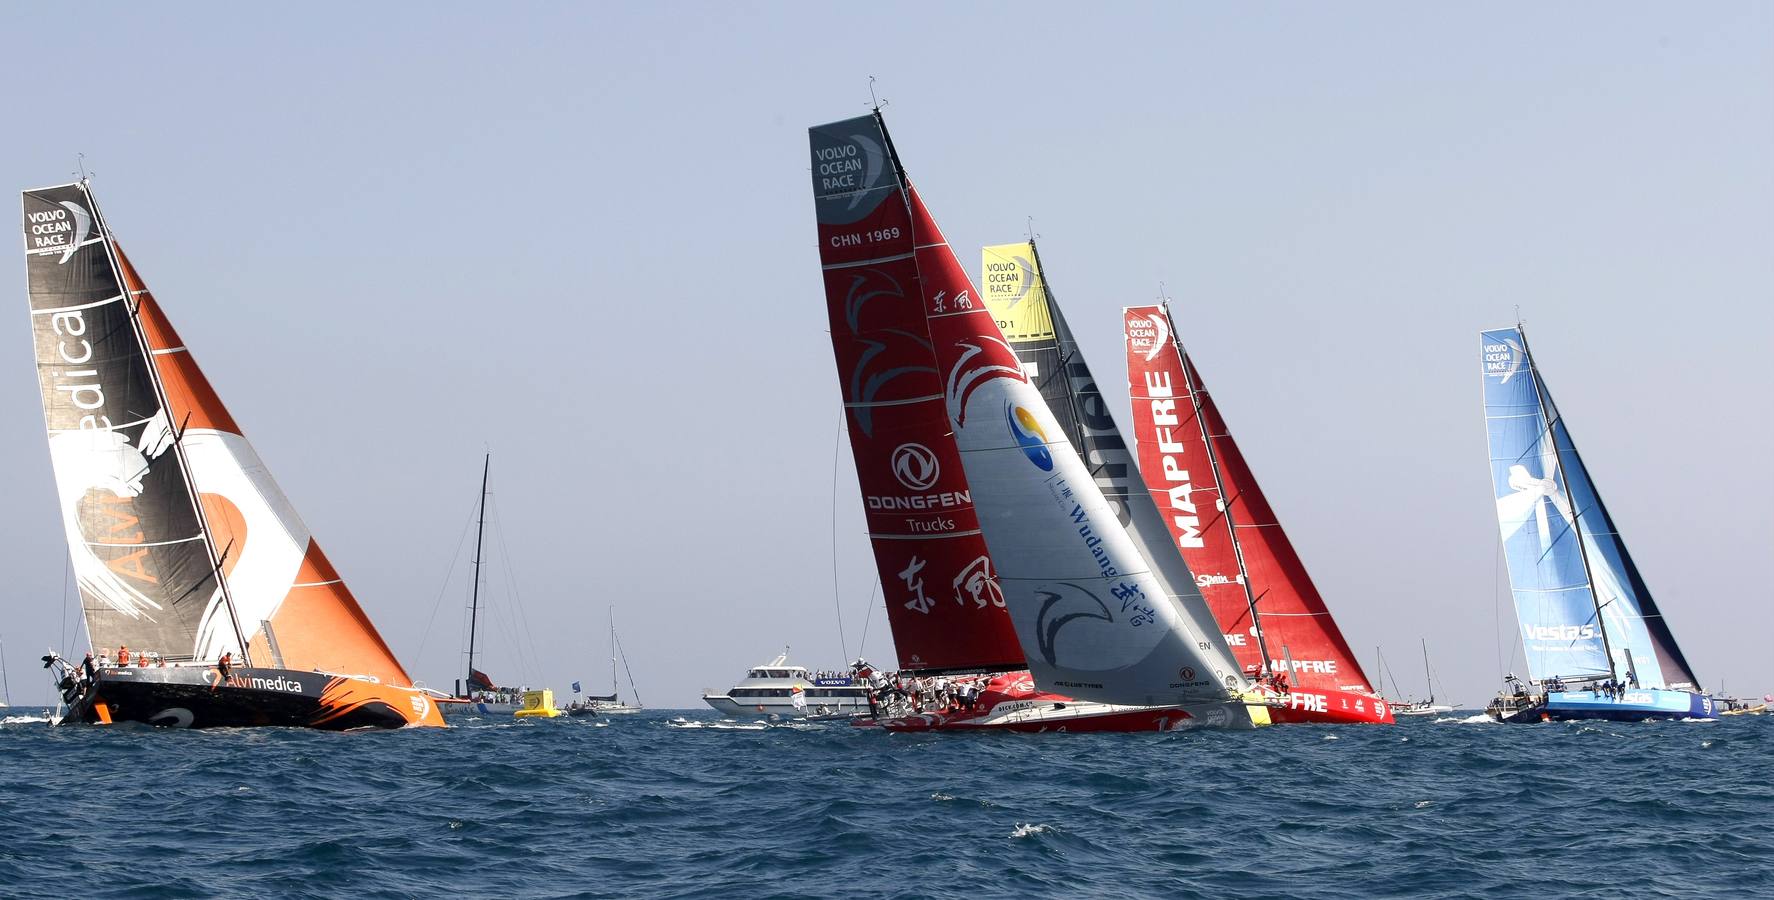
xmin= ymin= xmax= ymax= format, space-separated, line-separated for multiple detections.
xmin=1262 ymin=687 xmax=1396 ymax=725
xmin=65 ymin=666 xmax=445 ymax=729
xmin=1488 ymin=688 xmax=1718 ymax=724
xmin=870 ymin=671 xmax=1266 ymax=732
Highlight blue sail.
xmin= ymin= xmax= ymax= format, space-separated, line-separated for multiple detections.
xmin=1480 ymin=328 xmax=1610 ymax=681
xmin=1479 ymin=327 xmax=1699 ymax=689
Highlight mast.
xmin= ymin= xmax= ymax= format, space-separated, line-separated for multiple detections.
xmin=465 ymin=453 xmax=490 ymax=689
xmin=609 ymin=607 xmax=617 ymax=698
xmin=1420 ymin=639 xmax=1434 ymax=703
xmin=88 ymin=183 xmax=251 ymax=664
xmin=1164 ymin=305 xmax=1274 ymax=679
xmin=1516 ymin=326 xmax=1615 ymax=683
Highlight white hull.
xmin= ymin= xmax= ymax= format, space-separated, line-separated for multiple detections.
xmin=1392 ymin=703 xmax=1456 ymax=717
xmin=703 ymin=693 xmax=869 ymax=719
xmin=442 ymin=699 xmax=521 ymax=717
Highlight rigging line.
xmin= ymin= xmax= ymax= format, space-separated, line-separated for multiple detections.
xmin=613 ymin=628 xmax=642 ymax=707
xmin=410 ymin=492 xmax=481 ymax=670
xmin=489 ymin=493 xmax=547 ymax=686
xmin=58 ymin=551 xmax=71 ymax=655
xmin=1493 ymin=533 xmax=1505 ymax=682
xmin=829 ymin=410 xmax=849 ymax=662
xmin=855 ymin=576 xmax=880 ymax=664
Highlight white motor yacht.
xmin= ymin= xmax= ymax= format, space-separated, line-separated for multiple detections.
xmin=702 ymin=653 xmax=870 ymax=719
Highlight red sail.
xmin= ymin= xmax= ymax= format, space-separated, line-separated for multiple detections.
xmin=120 ymin=249 xmax=416 ymax=687
xmin=810 ymin=115 xmax=1024 ymax=673
xmin=1125 ymin=306 xmax=1373 ymax=694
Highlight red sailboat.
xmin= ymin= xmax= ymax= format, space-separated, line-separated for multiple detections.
xmin=811 ymin=112 xmax=1263 ymax=732
xmin=1125 ymin=305 xmax=1391 ymax=724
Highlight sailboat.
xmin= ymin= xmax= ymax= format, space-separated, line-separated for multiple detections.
xmin=444 ymin=454 xmax=520 ymax=717
xmin=579 ymin=608 xmax=642 ymax=714
xmin=22 ymin=181 xmax=444 ymax=729
xmin=1389 ymin=640 xmax=1457 ymax=716
xmin=1 ymin=637 xmax=10 ymax=709
xmin=1124 ymin=304 xmax=1393 ymax=724
xmin=1479 ymin=325 xmax=1716 ymax=723
xmin=810 ymin=110 xmax=1263 ymax=731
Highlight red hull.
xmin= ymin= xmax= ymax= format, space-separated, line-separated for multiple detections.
xmin=1262 ymin=686 xmax=1396 ymax=725
xmin=859 ymin=671 xmax=1394 ymax=731
xmin=869 ymin=671 xmax=1244 ymax=733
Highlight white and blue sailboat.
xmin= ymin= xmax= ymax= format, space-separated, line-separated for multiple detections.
xmin=1480 ymin=326 xmax=1715 ymax=723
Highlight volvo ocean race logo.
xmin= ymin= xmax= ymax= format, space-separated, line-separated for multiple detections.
xmin=890 ymin=443 xmax=940 ymax=491
xmin=1482 ymin=335 xmax=1525 ymax=383
xmin=1007 ymin=405 xmax=1053 ymax=471
xmin=1124 ymin=310 xmax=1170 ymax=362
xmin=812 ymin=131 xmax=885 ymax=208
xmin=26 ymin=200 xmax=93 ymax=264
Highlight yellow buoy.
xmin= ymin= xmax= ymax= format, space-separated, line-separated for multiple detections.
xmin=512 ymin=688 xmax=564 ymax=718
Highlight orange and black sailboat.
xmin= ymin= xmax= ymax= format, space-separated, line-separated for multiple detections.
xmin=23 ymin=181 xmax=444 ymax=729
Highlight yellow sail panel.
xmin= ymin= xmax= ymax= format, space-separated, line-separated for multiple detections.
xmin=980 ymin=242 xmax=1053 ymax=343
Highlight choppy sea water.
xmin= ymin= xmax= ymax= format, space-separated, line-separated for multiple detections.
xmin=0 ymin=709 xmax=1769 ymax=899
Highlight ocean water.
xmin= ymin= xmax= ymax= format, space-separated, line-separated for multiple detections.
xmin=0 ymin=710 xmax=1768 ymax=899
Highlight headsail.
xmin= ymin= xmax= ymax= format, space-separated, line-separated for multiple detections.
xmin=23 ymin=182 xmax=414 ymax=686
xmin=899 ymin=199 xmax=1239 ymax=703
xmin=809 ymin=115 xmax=1024 ymax=674
xmin=981 ymin=245 xmax=1236 ymax=693
xmin=1480 ymin=327 xmax=1698 ymax=689
xmin=1125 ymin=305 xmax=1374 ymax=694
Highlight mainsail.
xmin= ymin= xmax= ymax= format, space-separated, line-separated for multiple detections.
xmin=810 ymin=116 xmax=1024 ymax=674
xmin=980 ymin=244 xmax=1237 ymax=693
xmin=1125 ymin=305 xmax=1374 ymax=694
xmin=1479 ymin=327 xmax=1698 ymax=689
xmin=23 ymin=182 xmax=415 ymax=687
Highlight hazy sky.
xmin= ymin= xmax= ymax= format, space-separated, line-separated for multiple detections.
xmin=2 ymin=4 xmax=1768 ymax=707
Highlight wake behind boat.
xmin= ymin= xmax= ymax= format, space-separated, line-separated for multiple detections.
xmin=23 ymin=181 xmax=443 ymax=729
xmin=1478 ymin=326 xmax=1716 ymax=724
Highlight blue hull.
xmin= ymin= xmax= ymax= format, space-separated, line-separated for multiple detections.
xmin=1543 ymin=689 xmax=1717 ymax=722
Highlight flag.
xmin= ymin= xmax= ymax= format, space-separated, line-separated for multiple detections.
xmin=572 ymin=681 xmax=582 ymax=694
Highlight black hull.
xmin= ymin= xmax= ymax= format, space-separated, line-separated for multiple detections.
xmin=64 ymin=667 xmax=439 ymax=730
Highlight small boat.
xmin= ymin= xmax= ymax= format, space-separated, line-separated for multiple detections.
xmin=1478 ymin=326 xmax=1716 ymax=723
xmin=580 ymin=608 xmax=642 ymax=715
xmin=701 ymin=652 xmax=870 ymax=719
xmin=439 ymin=455 xmax=557 ymax=717
xmin=1385 ymin=640 xmax=1459 ymax=716
xmin=22 ymin=181 xmax=443 ymax=729
xmin=512 ymin=689 xmax=563 ymax=719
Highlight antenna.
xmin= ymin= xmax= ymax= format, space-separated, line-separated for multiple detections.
xmin=867 ymin=75 xmax=887 ymax=112
xmin=74 ymin=153 xmax=90 ymax=184
xmin=1025 ymin=216 xmax=1038 ymax=241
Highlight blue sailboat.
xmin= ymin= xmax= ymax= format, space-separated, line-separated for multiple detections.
xmin=1479 ymin=326 xmax=1716 ymax=723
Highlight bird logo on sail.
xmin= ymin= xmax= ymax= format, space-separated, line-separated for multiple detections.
xmin=944 ymin=337 xmax=1025 ymax=426
xmin=1007 ymin=405 xmax=1053 ymax=471
xmin=1495 ymin=438 xmax=1573 ymax=552
xmin=1034 ymin=582 xmax=1113 ymax=666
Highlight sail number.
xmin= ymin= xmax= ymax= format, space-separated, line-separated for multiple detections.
xmin=827 ymin=226 xmax=902 ymax=248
